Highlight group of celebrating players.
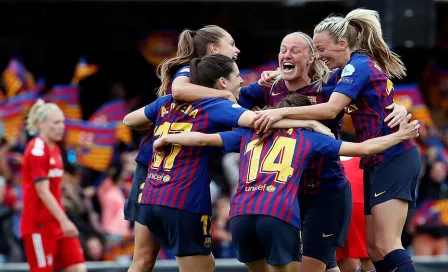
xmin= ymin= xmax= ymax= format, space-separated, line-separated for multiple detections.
xmin=20 ymin=7 xmax=421 ymax=272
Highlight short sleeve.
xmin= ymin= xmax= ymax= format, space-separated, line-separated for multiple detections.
xmin=144 ymin=96 xmax=170 ymax=122
xmin=238 ymin=82 xmax=265 ymax=109
xmin=218 ymin=128 xmax=247 ymax=153
xmin=333 ymin=60 xmax=370 ymax=100
xmin=172 ymin=66 xmax=190 ymax=81
xmin=303 ymin=130 xmax=342 ymax=159
xmin=29 ymin=138 xmax=50 ymax=182
xmin=206 ymin=99 xmax=248 ymax=127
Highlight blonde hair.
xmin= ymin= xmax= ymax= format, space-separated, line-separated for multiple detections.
xmin=273 ymin=32 xmax=330 ymax=90
xmin=26 ymin=99 xmax=64 ymax=136
xmin=156 ymin=25 xmax=228 ymax=96
xmin=314 ymin=8 xmax=406 ymax=79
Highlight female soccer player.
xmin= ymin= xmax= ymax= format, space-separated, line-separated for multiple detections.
xmin=21 ymin=99 xmax=86 ymax=272
xmin=251 ymin=9 xmax=421 ymax=272
xmin=124 ymin=54 xmax=331 ymax=272
xmin=235 ymin=32 xmax=350 ymax=271
xmin=151 ymin=94 xmax=419 ymax=272
xmin=125 ymin=25 xmax=240 ymax=272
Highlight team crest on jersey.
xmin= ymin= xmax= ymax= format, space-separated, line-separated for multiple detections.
xmin=341 ymin=64 xmax=355 ymax=77
xmin=50 ymin=158 xmax=56 ymax=165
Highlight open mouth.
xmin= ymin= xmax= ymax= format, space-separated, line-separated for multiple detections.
xmin=283 ymin=62 xmax=295 ymax=72
xmin=232 ymin=55 xmax=238 ymax=60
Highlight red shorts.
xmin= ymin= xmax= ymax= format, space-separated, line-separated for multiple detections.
xmin=23 ymin=233 xmax=85 ymax=272
xmin=336 ymin=203 xmax=369 ymax=261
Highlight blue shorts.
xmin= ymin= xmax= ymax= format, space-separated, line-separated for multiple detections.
xmin=138 ymin=204 xmax=212 ymax=257
xmin=299 ymin=182 xmax=352 ymax=269
xmin=364 ymin=147 xmax=421 ymax=215
xmin=124 ymin=162 xmax=148 ymax=223
xmin=230 ymin=215 xmax=302 ymax=266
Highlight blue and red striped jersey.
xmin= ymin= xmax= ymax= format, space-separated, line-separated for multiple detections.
xmin=135 ymin=66 xmax=190 ymax=166
xmin=333 ymin=52 xmax=416 ymax=169
xmin=239 ymin=76 xmax=347 ymax=194
xmin=219 ymin=127 xmax=343 ymax=228
xmin=140 ymin=95 xmax=247 ymax=215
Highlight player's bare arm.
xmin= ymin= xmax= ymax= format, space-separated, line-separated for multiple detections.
xmin=339 ymin=114 xmax=419 ymax=157
xmin=172 ymin=76 xmax=236 ymax=102
xmin=123 ymin=107 xmax=154 ymax=130
xmin=35 ymin=180 xmax=79 ymax=237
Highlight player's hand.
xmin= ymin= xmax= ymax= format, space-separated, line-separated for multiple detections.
xmin=311 ymin=121 xmax=335 ymax=139
xmin=153 ymin=136 xmax=169 ymax=156
xmin=384 ymin=103 xmax=407 ymax=128
xmin=61 ymin=219 xmax=79 ymax=238
xmin=398 ymin=113 xmax=420 ymax=140
xmin=258 ymin=70 xmax=280 ymax=88
xmin=250 ymin=108 xmax=286 ymax=133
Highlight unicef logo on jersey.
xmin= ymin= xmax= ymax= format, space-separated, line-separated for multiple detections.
xmin=147 ymin=173 xmax=171 ymax=182
xmin=245 ymin=184 xmax=276 ymax=192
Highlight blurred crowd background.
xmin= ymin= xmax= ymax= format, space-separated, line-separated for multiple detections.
xmin=0 ymin=0 xmax=447 ymax=264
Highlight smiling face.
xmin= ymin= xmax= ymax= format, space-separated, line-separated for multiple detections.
xmin=313 ymin=31 xmax=348 ymax=70
xmin=216 ymin=62 xmax=243 ymax=93
xmin=214 ymin=31 xmax=241 ymax=60
xmin=278 ymin=34 xmax=313 ymax=82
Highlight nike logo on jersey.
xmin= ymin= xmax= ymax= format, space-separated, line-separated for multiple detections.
xmin=50 ymin=158 xmax=56 ymax=165
xmin=322 ymin=233 xmax=333 ymax=238
xmin=271 ymin=92 xmax=282 ymax=96
xmin=374 ymin=191 xmax=386 ymax=197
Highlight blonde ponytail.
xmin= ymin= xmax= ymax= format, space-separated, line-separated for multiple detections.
xmin=315 ymin=8 xmax=406 ymax=79
xmin=26 ymin=99 xmax=63 ymax=135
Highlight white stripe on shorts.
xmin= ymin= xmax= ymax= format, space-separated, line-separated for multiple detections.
xmin=31 ymin=233 xmax=46 ymax=268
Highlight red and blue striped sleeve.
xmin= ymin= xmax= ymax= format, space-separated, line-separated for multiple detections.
xmin=333 ymin=59 xmax=370 ymax=100
xmin=218 ymin=128 xmax=248 ymax=153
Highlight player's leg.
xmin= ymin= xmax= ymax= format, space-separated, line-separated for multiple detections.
xmin=128 ymin=222 xmax=160 ymax=272
xmin=337 ymin=258 xmax=359 ymax=272
xmin=176 ymin=255 xmax=216 ymax=272
xmin=22 ymin=233 xmax=57 ymax=272
xmin=230 ymin=215 xmax=267 ymax=272
xmin=360 ymin=258 xmax=375 ymax=271
xmin=246 ymin=259 xmax=269 ymax=272
xmin=54 ymin=237 xmax=86 ymax=272
xmin=301 ymin=183 xmax=352 ymax=272
xmin=256 ymin=216 xmax=301 ymax=272
xmin=368 ymin=148 xmax=421 ymax=272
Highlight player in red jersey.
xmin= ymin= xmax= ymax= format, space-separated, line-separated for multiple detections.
xmin=337 ymin=156 xmax=374 ymax=272
xmin=21 ymin=99 xmax=86 ymax=272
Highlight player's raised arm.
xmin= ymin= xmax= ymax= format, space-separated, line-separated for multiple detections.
xmin=339 ymin=114 xmax=419 ymax=157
